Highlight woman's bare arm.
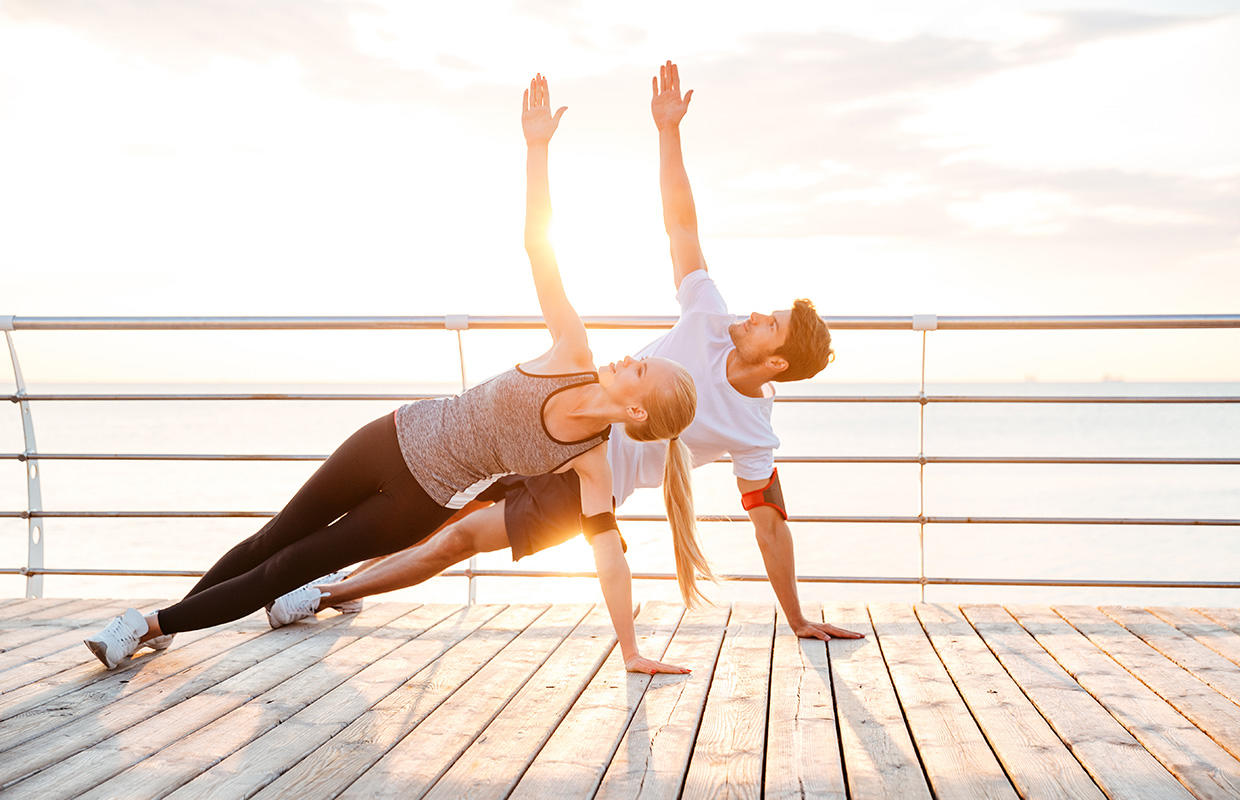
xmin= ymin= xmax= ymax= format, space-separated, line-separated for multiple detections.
xmin=522 ymin=74 xmax=589 ymax=359
xmin=574 ymin=446 xmax=690 ymax=675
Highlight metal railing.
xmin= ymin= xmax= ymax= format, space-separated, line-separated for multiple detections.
xmin=4 ymin=313 xmax=1239 ymax=601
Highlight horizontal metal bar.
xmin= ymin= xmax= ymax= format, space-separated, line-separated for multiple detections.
xmin=3 ymin=453 xmax=330 ymax=462
xmin=10 ymin=314 xmax=1240 ymax=331
xmin=927 ymin=395 xmax=1240 ymax=404
xmin=6 ymin=393 xmax=448 ymax=402
xmin=0 ymin=567 xmax=205 ymax=577
xmin=449 ymin=570 xmax=1240 ymax=589
xmin=10 ymin=392 xmax=1237 ymax=405
xmin=924 ymin=516 xmax=1240 ymax=526
xmin=6 ymin=452 xmax=1238 ymax=466
xmin=7 ymin=510 xmax=1238 ymax=525
xmin=4 ymin=565 xmax=1238 ymax=590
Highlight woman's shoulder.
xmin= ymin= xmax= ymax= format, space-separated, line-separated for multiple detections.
xmin=519 ymin=343 xmax=595 ymax=377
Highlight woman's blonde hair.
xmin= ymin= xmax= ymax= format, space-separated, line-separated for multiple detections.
xmin=624 ymin=362 xmax=716 ymax=606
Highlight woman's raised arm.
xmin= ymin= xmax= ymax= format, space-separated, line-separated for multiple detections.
xmin=522 ymin=74 xmax=589 ymax=356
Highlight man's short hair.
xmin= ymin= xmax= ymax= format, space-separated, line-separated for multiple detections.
xmin=773 ymin=299 xmax=833 ymax=382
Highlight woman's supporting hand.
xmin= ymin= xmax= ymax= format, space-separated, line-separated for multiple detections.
xmin=625 ymin=654 xmax=692 ymax=675
xmin=522 ymin=73 xmax=567 ymax=145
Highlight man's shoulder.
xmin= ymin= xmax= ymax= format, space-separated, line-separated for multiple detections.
xmin=676 ymin=269 xmax=729 ymax=316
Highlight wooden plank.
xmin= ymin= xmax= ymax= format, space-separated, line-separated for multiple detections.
xmin=961 ymin=605 xmax=1193 ymax=800
xmin=0 ymin=600 xmax=165 ymax=685
xmin=0 ymin=598 xmax=133 ymax=662
xmin=2 ymin=603 xmax=420 ymax=800
xmin=915 ymin=603 xmax=1105 ymax=800
xmin=1056 ymin=605 xmax=1240 ymax=760
xmin=0 ymin=599 xmax=161 ymax=653
xmin=1147 ymin=606 xmax=1240 ymax=668
xmin=1006 ymin=605 xmax=1240 ymax=800
xmin=426 ymin=603 xmax=633 ymax=798
xmin=0 ymin=607 xmax=358 ymax=788
xmin=594 ymin=605 xmax=730 ymax=800
xmin=0 ymin=598 xmax=78 ymax=621
xmin=244 ymin=604 xmax=557 ymax=800
xmin=163 ymin=604 xmax=509 ymax=800
xmin=763 ymin=605 xmax=846 ymax=800
xmin=827 ymin=602 xmax=932 ymax=800
xmin=869 ymin=603 xmax=1017 ymax=800
xmin=0 ymin=597 xmax=116 ymax=626
xmin=682 ymin=604 xmax=774 ymax=800
xmin=76 ymin=603 xmax=466 ymax=800
xmin=334 ymin=604 xmax=594 ymax=800
xmin=0 ymin=611 xmax=267 ymax=725
xmin=1196 ymin=607 xmax=1240 ymax=633
xmin=506 ymin=602 xmax=685 ymax=800
xmin=1100 ymin=605 xmax=1240 ymax=705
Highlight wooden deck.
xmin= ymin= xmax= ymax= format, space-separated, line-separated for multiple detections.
xmin=2 ymin=599 xmax=1240 ymax=799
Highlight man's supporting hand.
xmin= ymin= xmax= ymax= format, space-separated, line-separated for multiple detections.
xmin=652 ymin=60 xmax=693 ymax=130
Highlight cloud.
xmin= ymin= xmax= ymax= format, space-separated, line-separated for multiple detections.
xmin=4 ymin=2 xmax=1234 ymax=251
xmin=4 ymin=0 xmax=439 ymax=101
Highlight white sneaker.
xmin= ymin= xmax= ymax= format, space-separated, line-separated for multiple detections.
xmin=265 ymin=584 xmax=324 ymax=628
xmin=311 ymin=571 xmax=363 ymax=614
xmin=84 ymin=608 xmax=148 ymax=669
xmin=141 ymin=633 xmax=175 ymax=651
xmin=325 ymin=595 xmax=364 ymax=615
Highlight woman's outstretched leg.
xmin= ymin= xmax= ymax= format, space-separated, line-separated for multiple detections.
xmin=175 ymin=413 xmax=403 ymax=603
xmin=85 ymin=412 xmax=447 ymax=668
xmin=155 ymin=481 xmax=450 ymax=633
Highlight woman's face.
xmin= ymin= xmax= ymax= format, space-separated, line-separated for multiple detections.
xmin=598 ymin=355 xmax=679 ymax=407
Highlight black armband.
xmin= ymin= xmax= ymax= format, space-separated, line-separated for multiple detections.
xmin=740 ymin=468 xmax=788 ymax=520
xmin=580 ymin=511 xmax=619 ymax=538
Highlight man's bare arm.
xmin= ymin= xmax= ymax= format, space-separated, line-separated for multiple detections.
xmin=739 ymin=476 xmax=864 ymax=641
xmin=652 ymin=60 xmax=707 ymax=290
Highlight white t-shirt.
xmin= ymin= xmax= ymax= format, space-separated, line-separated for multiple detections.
xmin=608 ymin=269 xmax=780 ymax=503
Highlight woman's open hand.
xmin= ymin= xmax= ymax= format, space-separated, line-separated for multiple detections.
xmin=625 ymin=654 xmax=692 ymax=675
xmin=522 ymin=73 xmax=567 ymax=145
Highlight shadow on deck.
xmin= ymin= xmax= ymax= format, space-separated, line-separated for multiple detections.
xmin=1 ymin=598 xmax=1239 ymax=798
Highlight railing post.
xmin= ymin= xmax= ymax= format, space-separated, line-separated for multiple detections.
xmin=446 ymin=315 xmax=477 ymax=605
xmin=4 ymin=327 xmax=45 ymax=598
xmin=912 ymin=314 xmax=937 ymax=603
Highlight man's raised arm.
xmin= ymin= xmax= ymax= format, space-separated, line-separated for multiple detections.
xmin=652 ymin=60 xmax=707 ymax=290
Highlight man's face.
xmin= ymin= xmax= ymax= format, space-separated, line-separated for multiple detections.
xmin=728 ymin=309 xmax=792 ymax=362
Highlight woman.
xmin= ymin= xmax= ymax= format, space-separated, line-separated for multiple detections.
xmin=85 ymin=75 xmax=709 ymax=675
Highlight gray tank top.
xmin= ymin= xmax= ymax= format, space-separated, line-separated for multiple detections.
xmin=394 ymin=364 xmax=610 ymax=508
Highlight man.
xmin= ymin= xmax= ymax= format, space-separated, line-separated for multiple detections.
xmin=272 ymin=61 xmax=863 ymax=653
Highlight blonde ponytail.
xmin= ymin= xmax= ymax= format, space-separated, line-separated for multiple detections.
xmin=663 ymin=436 xmax=715 ymax=607
xmin=623 ymin=357 xmax=713 ymax=607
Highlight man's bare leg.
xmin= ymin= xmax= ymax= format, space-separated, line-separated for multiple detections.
xmin=315 ymin=500 xmax=511 ymax=610
xmin=342 ymin=500 xmax=493 ymax=581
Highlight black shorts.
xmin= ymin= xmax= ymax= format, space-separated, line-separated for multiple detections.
xmin=479 ymin=472 xmax=627 ymax=561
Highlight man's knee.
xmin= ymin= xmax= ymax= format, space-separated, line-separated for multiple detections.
xmin=439 ymin=519 xmax=484 ymax=560
xmin=440 ymin=505 xmax=507 ymax=557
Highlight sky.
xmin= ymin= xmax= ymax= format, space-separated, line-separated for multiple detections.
xmin=1 ymin=0 xmax=1238 ymax=383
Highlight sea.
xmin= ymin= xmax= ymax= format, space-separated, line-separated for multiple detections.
xmin=3 ymin=380 xmax=1238 ymax=608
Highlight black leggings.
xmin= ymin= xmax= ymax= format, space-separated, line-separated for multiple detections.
xmin=157 ymin=413 xmax=453 ymax=634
